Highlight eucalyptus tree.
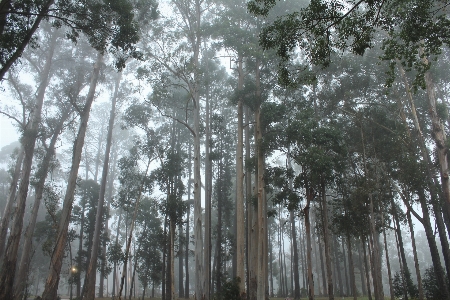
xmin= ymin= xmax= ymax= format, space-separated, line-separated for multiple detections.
xmin=135 ymin=198 xmax=164 ymax=299
xmin=81 ymin=71 xmax=122 ymax=300
xmin=40 ymin=2 xmax=141 ymax=295
xmin=0 ymin=0 xmax=145 ymax=81
xmin=0 ymin=24 xmax=60 ymax=300
xmin=13 ymin=89 xmax=76 ymax=300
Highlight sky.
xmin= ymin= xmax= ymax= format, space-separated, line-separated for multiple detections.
xmin=0 ymin=116 xmax=19 ymax=149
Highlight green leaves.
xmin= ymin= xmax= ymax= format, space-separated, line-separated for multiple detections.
xmin=248 ymin=0 xmax=450 ymax=87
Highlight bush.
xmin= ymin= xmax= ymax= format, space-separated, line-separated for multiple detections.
xmin=423 ymin=266 xmax=449 ymax=300
xmin=213 ymin=277 xmax=241 ymax=300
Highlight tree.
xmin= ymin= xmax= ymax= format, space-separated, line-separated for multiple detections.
xmin=0 ymin=0 xmax=144 ymax=81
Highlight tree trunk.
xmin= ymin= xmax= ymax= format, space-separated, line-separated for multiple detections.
xmin=170 ymin=219 xmax=176 ymax=300
xmin=117 ymin=158 xmax=151 ymax=300
xmin=383 ymin=228 xmax=395 ymax=300
xmin=356 ymin=241 xmax=366 ymax=296
xmin=101 ymin=145 xmax=118 ymax=298
xmin=77 ymin=188 xmax=86 ymax=298
xmin=361 ymin=237 xmax=372 ymax=300
xmin=341 ymin=238 xmax=349 ymax=296
xmin=0 ymin=0 xmax=55 ymax=81
xmin=0 ymin=28 xmax=57 ymax=300
xmin=417 ymin=190 xmax=450 ymax=299
xmin=248 ymin=111 xmax=258 ymax=300
xmin=392 ymin=201 xmax=411 ymax=300
xmin=235 ymin=53 xmax=245 ymax=297
xmin=304 ymin=189 xmax=314 ymax=300
xmin=14 ymin=108 xmax=70 ymax=300
xmin=185 ymin=142 xmax=192 ymax=299
xmin=346 ymin=234 xmax=357 ymax=300
xmin=204 ymin=64 xmax=212 ymax=300
xmin=82 ymin=71 xmax=120 ymax=300
xmin=179 ymin=221 xmax=184 ymax=298
xmin=406 ymin=210 xmax=424 ymax=300
xmin=255 ymin=58 xmax=267 ymax=300
xmin=41 ymin=52 xmax=103 ymax=300
xmin=334 ymin=237 xmax=343 ymax=296
xmin=162 ymin=217 xmax=167 ymax=300
xmin=320 ymin=182 xmax=334 ymax=300
xmin=0 ymin=147 xmax=24 ymax=260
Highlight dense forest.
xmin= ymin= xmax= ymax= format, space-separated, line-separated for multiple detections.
xmin=0 ymin=0 xmax=450 ymax=300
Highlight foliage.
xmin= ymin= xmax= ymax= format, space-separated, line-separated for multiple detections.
xmin=248 ymin=0 xmax=450 ymax=87
xmin=213 ymin=277 xmax=241 ymax=300
xmin=0 ymin=0 xmax=156 ymax=75
xmin=423 ymin=267 xmax=450 ymax=300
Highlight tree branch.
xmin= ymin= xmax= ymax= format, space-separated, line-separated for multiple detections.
xmin=154 ymin=106 xmax=195 ymax=137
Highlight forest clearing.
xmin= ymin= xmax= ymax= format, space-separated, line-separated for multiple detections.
xmin=0 ymin=0 xmax=450 ymax=300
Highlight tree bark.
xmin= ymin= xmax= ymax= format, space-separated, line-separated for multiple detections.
xmin=346 ymin=234 xmax=357 ymax=300
xmin=41 ymin=52 xmax=103 ymax=300
xmin=0 ymin=147 xmax=24 ymax=259
xmin=383 ymin=228 xmax=395 ymax=300
xmin=204 ymin=64 xmax=212 ymax=300
xmin=320 ymin=182 xmax=334 ymax=300
xmin=304 ymin=188 xmax=314 ymax=300
xmin=82 ymin=71 xmax=120 ymax=300
xmin=341 ymin=238 xmax=349 ymax=296
xmin=406 ymin=210 xmax=424 ymax=300
xmin=0 ymin=28 xmax=57 ymax=300
xmin=235 ymin=53 xmax=245 ymax=297
xmin=361 ymin=237 xmax=372 ymax=300
xmin=14 ymin=107 xmax=70 ymax=300
xmin=185 ymin=142 xmax=192 ymax=299
xmin=255 ymin=58 xmax=267 ymax=300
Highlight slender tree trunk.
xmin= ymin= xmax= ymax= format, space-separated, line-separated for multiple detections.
xmin=357 ymin=241 xmax=367 ymax=296
xmin=318 ymin=231 xmax=327 ymax=296
xmin=334 ymin=237 xmax=343 ymax=296
xmin=417 ymin=190 xmax=450 ymax=299
xmin=255 ymin=58 xmax=267 ymax=300
xmin=392 ymin=201 xmax=411 ymax=300
xmin=320 ymin=182 xmax=334 ymax=300
xmin=304 ymin=189 xmax=314 ymax=300
xmin=82 ymin=71 xmax=120 ymax=300
xmin=346 ymin=234 xmax=357 ymax=300
xmin=0 ymin=29 xmax=57 ymax=300
xmin=179 ymin=221 xmax=184 ymax=298
xmin=101 ymin=146 xmax=118 ymax=298
xmin=93 ymin=123 xmax=104 ymax=182
xmin=311 ymin=212 xmax=322 ymax=296
xmin=235 ymin=53 xmax=245 ymax=298
xmin=362 ymin=237 xmax=372 ymax=300
xmin=341 ymin=238 xmax=349 ymax=296
xmin=248 ymin=114 xmax=259 ymax=300
xmin=287 ymin=150 xmax=300 ymax=299
xmin=14 ymin=109 xmax=70 ymax=300
xmin=118 ymin=158 xmax=151 ymax=300
xmin=112 ymin=209 xmax=122 ymax=297
xmin=0 ymin=147 xmax=24 ymax=260
xmin=245 ymin=104 xmax=253 ymax=300
xmin=383 ymin=228 xmax=395 ymax=300
xmin=41 ymin=52 xmax=103 ymax=300
xmin=204 ymin=64 xmax=212 ymax=300
xmin=185 ymin=142 xmax=192 ymax=299
xmin=77 ymin=191 xmax=86 ymax=298
xmin=162 ymin=217 xmax=167 ymax=300
xmin=172 ymin=219 xmax=176 ymax=300
xmin=406 ymin=210 xmax=424 ymax=300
